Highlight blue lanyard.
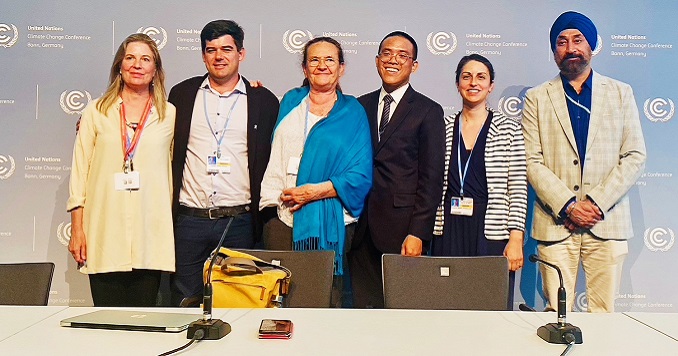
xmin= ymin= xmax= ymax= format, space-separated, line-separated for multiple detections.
xmin=456 ymin=115 xmax=484 ymax=197
xmin=304 ymin=97 xmax=314 ymax=146
xmin=203 ymin=89 xmax=240 ymax=157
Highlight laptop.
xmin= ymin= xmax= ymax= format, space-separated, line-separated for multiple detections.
xmin=60 ymin=310 xmax=200 ymax=333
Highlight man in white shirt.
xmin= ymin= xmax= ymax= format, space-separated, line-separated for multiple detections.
xmin=168 ymin=20 xmax=279 ymax=306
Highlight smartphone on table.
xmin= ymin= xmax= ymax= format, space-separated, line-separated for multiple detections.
xmin=258 ymin=319 xmax=293 ymax=339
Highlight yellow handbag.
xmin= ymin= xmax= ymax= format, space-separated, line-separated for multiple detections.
xmin=204 ymin=248 xmax=291 ymax=308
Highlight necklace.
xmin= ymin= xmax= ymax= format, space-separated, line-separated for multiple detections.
xmin=121 ymin=93 xmax=150 ymax=131
xmin=126 ymin=121 xmax=139 ymax=130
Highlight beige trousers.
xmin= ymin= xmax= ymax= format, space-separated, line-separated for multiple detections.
xmin=537 ymin=232 xmax=628 ymax=312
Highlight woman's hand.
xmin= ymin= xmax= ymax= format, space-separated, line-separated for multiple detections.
xmin=69 ymin=229 xmax=87 ymax=265
xmin=280 ymin=181 xmax=336 ymax=213
xmin=504 ymin=230 xmax=524 ymax=271
xmin=69 ymin=207 xmax=87 ymax=266
xmin=281 ymin=185 xmax=314 ymax=212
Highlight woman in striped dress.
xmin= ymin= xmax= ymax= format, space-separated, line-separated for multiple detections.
xmin=431 ymin=54 xmax=527 ymax=303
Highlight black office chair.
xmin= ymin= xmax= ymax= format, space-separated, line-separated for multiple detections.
xmin=382 ymin=254 xmax=509 ymax=311
xmin=238 ymin=249 xmax=335 ymax=308
xmin=0 ymin=262 xmax=55 ymax=305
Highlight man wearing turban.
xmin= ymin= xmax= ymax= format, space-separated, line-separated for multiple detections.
xmin=522 ymin=11 xmax=646 ymax=312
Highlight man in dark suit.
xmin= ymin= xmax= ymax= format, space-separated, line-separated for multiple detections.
xmin=168 ymin=20 xmax=279 ymax=306
xmin=350 ymin=31 xmax=445 ymax=308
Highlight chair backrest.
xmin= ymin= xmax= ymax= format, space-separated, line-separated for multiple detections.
xmin=0 ymin=262 xmax=55 ymax=306
xmin=382 ymin=254 xmax=509 ymax=311
xmin=238 ymin=249 xmax=334 ymax=308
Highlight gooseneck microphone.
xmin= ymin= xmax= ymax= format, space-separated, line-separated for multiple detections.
xmin=529 ymin=254 xmax=583 ymax=345
xmin=528 ymin=255 xmax=567 ymax=325
xmin=186 ymin=217 xmax=234 ymax=340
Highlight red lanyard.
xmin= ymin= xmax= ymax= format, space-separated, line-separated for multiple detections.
xmin=119 ymin=96 xmax=152 ymax=171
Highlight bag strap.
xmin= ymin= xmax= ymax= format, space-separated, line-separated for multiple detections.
xmin=215 ymin=248 xmax=291 ymax=276
xmin=221 ymin=257 xmax=263 ymax=275
xmin=215 ymin=248 xmax=293 ymax=300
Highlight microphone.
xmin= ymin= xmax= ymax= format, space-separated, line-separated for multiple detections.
xmin=528 ymin=254 xmax=583 ymax=344
xmin=186 ymin=217 xmax=234 ymax=340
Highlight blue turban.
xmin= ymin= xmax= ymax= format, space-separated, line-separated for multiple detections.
xmin=549 ymin=11 xmax=597 ymax=52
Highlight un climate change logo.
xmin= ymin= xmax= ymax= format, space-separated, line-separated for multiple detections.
xmin=592 ymin=35 xmax=603 ymax=56
xmin=644 ymin=227 xmax=675 ymax=252
xmin=0 ymin=154 xmax=16 ymax=180
xmin=575 ymin=292 xmax=588 ymax=312
xmin=137 ymin=26 xmax=167 ymax=50
xmin=283 ymin=30 xmax=313 ymax=54
xmin=498 ymin=96 xmax=524 ymax=118
xmin=644 ymin=97 xmax=675 ymax=122
xmin=426 ymin=32 xmax=457 ymax=55
xmin=0 ymin=23 xmax=18 ymax=48
xmin=60 ymin=90 xmax=92 ymax=115
xmin=57 ymin=222 xmax=72 ymax=247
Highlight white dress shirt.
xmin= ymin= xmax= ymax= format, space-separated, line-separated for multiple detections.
xmin=377 ymin=83 xmax=409 ymax=130
xmin=179 ymin=76 xmax=250 ymax=208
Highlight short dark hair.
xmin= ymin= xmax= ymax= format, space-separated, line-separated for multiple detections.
xmin=200 ymin=20 xmax=244 ymax=52
xmin=455 ymin=54 xmax=495 ymax=84
xmin=378 ymin=31 xmax=418 ymax=61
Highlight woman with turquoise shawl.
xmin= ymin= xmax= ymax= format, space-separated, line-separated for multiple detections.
xmin=259 ymin=37 xmax=372 ymax=307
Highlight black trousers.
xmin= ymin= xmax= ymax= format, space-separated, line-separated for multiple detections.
xmin=170 ymin=212 xmax=254 ymax=306
xmin=348 ymin=228 xmax=385 ymax=309
xmin=89 ymin=269 xmax=161 ymax=307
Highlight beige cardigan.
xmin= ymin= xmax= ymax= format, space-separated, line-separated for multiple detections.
xmin=67 ymin=98 xmax=176 ymax=274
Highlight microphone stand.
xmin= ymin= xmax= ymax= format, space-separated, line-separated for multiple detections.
xmin=186 ymin=217 xmax=234 ymax=340
xmin=529 ymin=254 xmax=583 ymax=345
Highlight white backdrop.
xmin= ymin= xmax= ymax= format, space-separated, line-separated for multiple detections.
xmin=0 ymin=0 xmax=676 ymax=311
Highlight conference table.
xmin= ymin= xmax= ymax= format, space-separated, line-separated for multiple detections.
xmin=0 ymin=306 xmax=676 ymax=355
xmin=0 ymin=306 xmax=67 ymax=342
xmin=624 ymin=312 xmax=678 ymax=341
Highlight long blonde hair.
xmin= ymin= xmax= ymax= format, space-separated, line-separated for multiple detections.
xmin=96 ymin=33 xmax=167 ymax=120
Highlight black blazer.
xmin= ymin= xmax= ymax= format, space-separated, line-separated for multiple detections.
xmin=168 ymin=74 xmax=279 ymax=241
xmin=356 ymin=86 xmax=445 ymax=253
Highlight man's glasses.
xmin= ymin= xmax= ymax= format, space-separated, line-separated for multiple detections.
xmin=377 ymin=50 xmax=414 ymax=64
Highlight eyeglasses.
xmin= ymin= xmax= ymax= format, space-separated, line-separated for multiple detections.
xmin=377 ymin=50 xmax=414 ymax=64
xmin=307 ymin=57 xmax=338 ymax=67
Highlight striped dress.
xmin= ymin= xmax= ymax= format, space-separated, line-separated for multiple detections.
xmin=432 ymin=109 xmax=527 ymax=248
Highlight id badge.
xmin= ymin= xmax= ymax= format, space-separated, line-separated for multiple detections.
xmin=450 ymin=196 xmax=473 ymax=216
xmin=206 ymin=155 xmax=219 ymax=173
xmin=287 ymin=156 xmax=301 ymax=175
xmin=217 ymin=156 xmax=232 ymax=174
xmin=114 ymin=171 xmax=140 ymax=191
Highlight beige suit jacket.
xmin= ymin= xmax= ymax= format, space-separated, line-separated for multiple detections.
xmin=522 ymin=71 xmax=646 ymax=242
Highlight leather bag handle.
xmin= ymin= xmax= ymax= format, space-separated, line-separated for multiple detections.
xmin=220 ymin=257 xmax=263 ymax=275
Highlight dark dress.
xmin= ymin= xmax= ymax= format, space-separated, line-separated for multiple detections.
xmin=431 ymin=111 xmax=514 ymax=307
xmin=432 ymin=111 xmax=507 ymax=256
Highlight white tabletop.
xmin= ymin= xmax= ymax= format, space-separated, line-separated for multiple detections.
xmin=0 ymin=307 xmax=676 ymax=355
xmin=0 ymin=306 xmax=67 ymax=342
xmin=624 ymin=312 xmax=678 ymax=341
